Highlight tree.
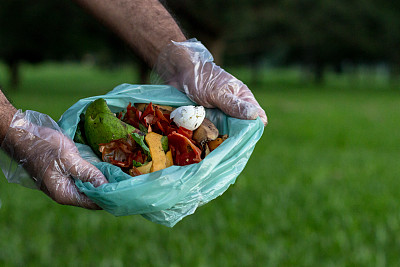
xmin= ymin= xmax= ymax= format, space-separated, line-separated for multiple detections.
xmin=2 ymin=0 xmax=399 ymax=86
xmin=0 ymin=0 xmax=130 ymax=87
xmin=167 ymin=0 xmax=400 ymax=83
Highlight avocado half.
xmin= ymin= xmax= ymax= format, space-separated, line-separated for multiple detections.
xmin=84 ymin=98 xmax=137 ymax=155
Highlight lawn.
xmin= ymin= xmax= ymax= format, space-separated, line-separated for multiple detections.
xmin=0 ymin=62 xmax=400 ymax=266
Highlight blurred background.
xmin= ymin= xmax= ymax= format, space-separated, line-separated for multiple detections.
xmin=0 ymin=0 xmax=400 ymax=266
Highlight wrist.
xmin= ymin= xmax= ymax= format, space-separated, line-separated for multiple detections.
xmin=156 ymin=39 xmax=213 ymax=77
xmin=0 ymin=91 xmax=18 ymax=143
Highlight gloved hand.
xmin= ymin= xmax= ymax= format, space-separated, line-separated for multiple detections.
xmin=1 ymin=110 xmax=108 ymax=209
xmin=153 ymin=39 xmax=267 ymax=125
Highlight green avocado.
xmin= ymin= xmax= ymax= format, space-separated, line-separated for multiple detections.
xmin=84 ymin=98 xmax=137 ymax=155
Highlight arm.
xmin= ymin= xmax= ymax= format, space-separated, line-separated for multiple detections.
xmin=0 ymin=90 xmax=17 ymax=143
xmin=73 ymin=0 xmax=186 ymax=66
xmin=73 ymin=0 xmax=267 ymax=124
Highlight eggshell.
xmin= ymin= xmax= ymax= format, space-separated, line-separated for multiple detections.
xmin=170 ymin=106 xmax=205 ymax=131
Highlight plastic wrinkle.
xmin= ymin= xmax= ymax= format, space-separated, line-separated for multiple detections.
xmin=0 ymin=110 xmax=107 ymax=209
xmin=153 ymin=39 xmax=267 ymax=125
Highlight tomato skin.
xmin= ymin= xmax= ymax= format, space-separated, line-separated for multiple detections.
xmin=155 ymin=108 xmax=169 ymax=123
xmin=99 ymin=137 xmax=147 ymax=169
xmin=140 ymin=102 xmax=155 ymax=122
xmin=177 ymin=127 xmax=193 ymax=139
xmin=123 ymin=103 xmax=142 ymax=128
xmin=168 ymin=132 xmax=202 ymax=166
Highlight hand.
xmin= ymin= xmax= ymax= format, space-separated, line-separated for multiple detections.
xmin=1 ymin=110 xmax=108 ymax=209
xmin=153 ymin=39 xmax=267 ymax=125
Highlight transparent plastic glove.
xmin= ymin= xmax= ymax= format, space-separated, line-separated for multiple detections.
xmin=1 ymin=110 xmax=108 ymax=209
xmin=153 ymin=38 xmax=267 ymax=125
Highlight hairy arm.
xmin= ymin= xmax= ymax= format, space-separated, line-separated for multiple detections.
xmin=0 ymin=90 xmax=17 ymax=143
xmin=73 ymin=0 xmax=267 ymax=124
xmin=73 ymin=0 xmax=186 ymax=66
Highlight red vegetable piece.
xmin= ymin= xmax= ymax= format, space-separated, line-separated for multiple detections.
xmin=99 ymin=136 xmax=147 ymax=169
xmin=143 ymin=114 xmax=155 ymax=127
xmin=155 ymin=107 xmax=169 ymax=123
xmin=156 ymin=121 xmax=165 ymax=134
xmin=164 ymin=113 xmax=171 ymax=123
xmin=168 ymin=132 xmax=202 ymax=166
xmin=129 ymin=167 xmax=142 ymax=177
xmin=123 ymin=103 xmax=142 ymax=128
xmin=110 ymin=158 xmax=131 ymax=168
xmin=141 ymin=102 xmax=155 ymax=121
xmin=178 ymin=127 xmax=193 ymax=139
xmin=163 ymin=123 xmax=177 ymax=136
xmin=132 ymin=150 xmax=146 ymax=164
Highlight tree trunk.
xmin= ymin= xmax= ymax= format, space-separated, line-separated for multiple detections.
xmin=314 ymin=61 xmax=325 ymax=84
xmin=390 ymin=61 xmax=400 ymax=80
xmin=333 ymin=62 xmax=343 ymax=74
xmin=8 ymin=60 xmax=20 ymax=89
xmin=249 ymin=55 xmax=261 ymax=86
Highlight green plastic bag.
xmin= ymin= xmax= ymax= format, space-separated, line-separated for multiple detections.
xmin=58 ymin=84 xmax=264 ymax=227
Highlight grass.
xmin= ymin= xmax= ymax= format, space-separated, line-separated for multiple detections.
xmin=0 ymin=62 xmax=139 ymax=118
xmin=0 ymin=62 xmax=400 ymax=266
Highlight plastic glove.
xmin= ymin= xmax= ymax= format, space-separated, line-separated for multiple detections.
xmin=153 ymin=39 xmax=267 ymax=125
xmin=1 ymin=110 xmax=108 ymax=209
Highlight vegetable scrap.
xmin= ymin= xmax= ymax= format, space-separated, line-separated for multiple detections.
xmin=75 ymin=99 xmax=228 ymax=177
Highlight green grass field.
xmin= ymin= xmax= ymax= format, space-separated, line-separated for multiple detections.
xmin=0 ymin=62 xmax=400 ymax=266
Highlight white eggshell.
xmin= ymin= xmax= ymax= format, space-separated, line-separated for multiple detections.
xmin=170 ymin=105 xmax=206 ymax=131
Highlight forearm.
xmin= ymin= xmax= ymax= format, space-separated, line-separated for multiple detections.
xmin=73 ymin=0 xmax=186 ymax=66
xmin=0 ymin=90 xmax=18 ymax=143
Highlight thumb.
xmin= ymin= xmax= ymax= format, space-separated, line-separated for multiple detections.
xmin=41 ymin=166 xmax=102 ymax=210
xmin=64 ymin=158 xmax=108 ymax=209
xmin=69 ymin=158 xmax=108 ymax=187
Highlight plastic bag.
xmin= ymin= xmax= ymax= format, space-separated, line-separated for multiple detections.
xmin=58 ymin=84 xmax=264 ymax=227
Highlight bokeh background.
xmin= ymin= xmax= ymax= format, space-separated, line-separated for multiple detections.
xmin=1 ymin=0 xmax=400 ymax=266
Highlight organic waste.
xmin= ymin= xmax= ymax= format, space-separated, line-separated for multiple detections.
xmin=74 ymin=99 xmax=228 ymax=177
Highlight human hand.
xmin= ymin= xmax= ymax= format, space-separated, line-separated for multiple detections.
xmin=153 ymin=39 xmax=267 ymax=125
xmin=1 ymin=110 xmax=108 ymax=209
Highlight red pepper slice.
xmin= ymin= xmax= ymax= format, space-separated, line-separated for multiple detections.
xmin=156 ymin=121 xmax=165 ymax=134
xmin=123 ymin=103 xmax=142 ymax=128
xmin=168 ymin=132 xmax=202 ymax=166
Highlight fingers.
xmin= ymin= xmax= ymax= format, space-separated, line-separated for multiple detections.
xmin=237 ymin=84 xmax=268 ymax=125
xmin=41 ymin=155 xmax=108 ymax=210
xmin=240 ymin=96 xmax=268 ymax=126
xmin=257 ymin=109 xmax=268 ymax=126
xmin=58 ymin=131 xmax=108 ymax=187
xmin=211 ymin=82 xmax=268 ymax=126
xmin=68 ymin=157 xmax=108 ymax=187
xmin=41 ymin=166 xmax=101 ymax=210
xmin=217 ymin=94 xmax=259 ymax=120
xmin=62 ymin=158 xmax=108 ymax=209
xmin=219 ymin=98 xmax=267 ymax=126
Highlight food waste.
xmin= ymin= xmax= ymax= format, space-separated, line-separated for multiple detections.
xmin=74 ymin=99 xmax=228 ymax=177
